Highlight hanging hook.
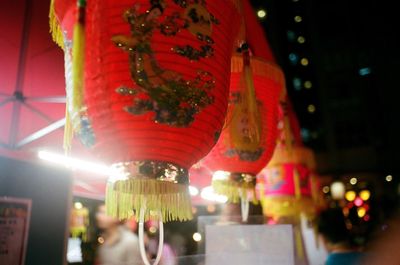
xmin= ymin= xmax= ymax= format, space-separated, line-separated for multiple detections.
xmin=138 ymin=207 xmax=164 ymax=265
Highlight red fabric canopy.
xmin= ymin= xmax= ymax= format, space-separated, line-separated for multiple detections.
xmin=0 ymin=0 xmax=105 ymax=199
xmin=0 ymin=0 xmax=65 ymax=155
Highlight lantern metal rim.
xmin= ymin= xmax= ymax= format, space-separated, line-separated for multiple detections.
xmin=211 ymin=171 xmax=257 ymax=204
xmin=109 ymin=160 xmax=189 ymax=185
xmin=212 ymin=170 xmax=256 ymax=185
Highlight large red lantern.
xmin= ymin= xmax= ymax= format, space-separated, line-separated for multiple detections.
xmin=50 ymin=0 xmax=240 ymax=222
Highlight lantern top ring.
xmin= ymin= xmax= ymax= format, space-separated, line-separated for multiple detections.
xmin=109 ymin=160 xmax=189 ymax=185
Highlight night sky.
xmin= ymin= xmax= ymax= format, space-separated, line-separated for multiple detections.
xmin=251 ymin=0 xmax=400 ymax=177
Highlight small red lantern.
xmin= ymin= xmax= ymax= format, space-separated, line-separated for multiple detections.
xmin=201 ymin=52 xmax=283 ymax=203
xmin=50 ymin=0 xmax=240 ymax=221
xmin=200 ymin=0 xmax=284 ymax=204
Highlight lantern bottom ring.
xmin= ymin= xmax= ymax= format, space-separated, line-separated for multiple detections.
xmin=212 ymin=171 xmax=257 ymax=203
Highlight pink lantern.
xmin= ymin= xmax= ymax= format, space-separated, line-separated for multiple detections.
xmin=257 ymin=99 xmax=323 ymax=219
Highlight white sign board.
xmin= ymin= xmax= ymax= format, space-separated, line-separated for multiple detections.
xmin=206 ymin=224 xmax=295 ymax=265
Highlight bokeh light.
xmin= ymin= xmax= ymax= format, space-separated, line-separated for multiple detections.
xmin=257 ymin=9 xmax=267 ymax=19
xmin=357 ymin=207 xmax=367 ymax=218
xmin=345 ymin=191 xmax=356 ymax=202
xmin=193 ymin=232 xmax=202 ymax=242
xmin=359 ymin=190 xmax=371 ymax=201
xmin=350 ymin=177 xmax=358 ymax=185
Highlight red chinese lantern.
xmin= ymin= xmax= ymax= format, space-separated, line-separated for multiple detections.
xmin=50 ymin=0 xmax=240 ymax=222
xmin=201 ymin=52 xmax=282 ymax=203
xmin=200 ymin=0 xmax=284 ymax=204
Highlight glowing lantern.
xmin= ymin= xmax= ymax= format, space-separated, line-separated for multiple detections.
xmin=257 ymin=98 xmax=323 ymax=220
xmin=201 ymin=0 xmax=283 ymax=206
xmin=70 ymin=204 xmax=89 ymax=241
xmin=202 ymin=52 xmax=282 ymax=203
xmin=50 ymin=0 xmax=240 ymax=221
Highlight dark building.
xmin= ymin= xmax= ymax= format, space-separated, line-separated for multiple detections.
xmin=251 ymin=0 xmax=400 ymax=181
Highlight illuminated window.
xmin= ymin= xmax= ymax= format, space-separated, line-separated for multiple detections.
xmin=300 ymin=58 xmax=309 ymax=66
xmin=359 ymin=67 xmax=371 ymax=76
xmin=301 ymin=128 xmax=310 ymax=141
xmin=293 ymin=78 xmax=302 ymax=90
xmin=307 ymin=104 xmax=316 ymax=113
xmin=294 ymin=16 xmax=302 ymax=22
xmin=287 ymin=30 xmax=296 ymax=42
xmin=350 ymin=177 xmax=357 ymax=185
xmin=289 ymin=53 xmax=299 ymax=65
xmin=304 ymin=81 xmax=312 ymax=89
xmin=297 ymin=36 xmax=305 ymax=44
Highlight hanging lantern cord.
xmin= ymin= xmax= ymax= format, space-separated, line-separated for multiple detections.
xmin=240 ymin=190 xmax=250 ymax=222
xmin=138 ymin=206 xmax=164 ymax=265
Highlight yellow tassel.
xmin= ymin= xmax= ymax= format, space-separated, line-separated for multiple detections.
xmin=293 ymin=168 xmax=301 ymax=200
xmin=49 ymin=0 xmax=65 ymax=50
xmin=212 ymin=179 xmax=257 ymax=204
xmin=106 ymin=179 xmax=193 ymax=222
xmin=229 ymin=57 xmax=262 ymax=152
xmin=63 ymin=102 xmax=73 ymax=154
xmin=71 ymin=9 xmax=85 ymax=131
xmin=261 ymin=196 xmax=316 ymax=219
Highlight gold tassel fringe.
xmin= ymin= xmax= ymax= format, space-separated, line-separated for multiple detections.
xmin=49 ymin=0 xmax=65 ymax=50
xmin=261 ymin=196 xmax=316 ymax=220
xmin=63 ymin=102 xmax=73 ymax=153
xmin=212 ymin=179 xmax=257 ymax=204
xmin=106 ymin=179 xmax=192 ymax=222
xmin=71 ymin=15 xmax=85 ymax=131
xmin=293 ymin=169 xmax=301 ymax=200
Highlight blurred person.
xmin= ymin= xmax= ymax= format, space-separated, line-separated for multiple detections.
xmin=159 ymin=231 xmax=177 ymax=265
xmin=317 ymin=208 xmax=363 ymax=265
xmin=147 ymin=228 xmax=177 ymax=265
xmin=96 ymin=204 xmax=143 ymax=265
xmin=361 ymin=215 xmax=400 ymax=265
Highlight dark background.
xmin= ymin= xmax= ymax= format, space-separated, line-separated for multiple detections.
xmin=251 ymin=0 xmax=400 ymax=179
